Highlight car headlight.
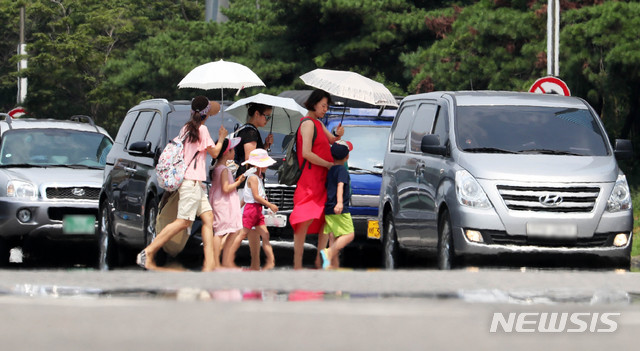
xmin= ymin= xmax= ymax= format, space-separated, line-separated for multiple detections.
xmin=606 ymin=173 xmax=631 ymax=212
xmin=7 ymin=180 xmax=37 ymax=199
xmin=455 ymin=170 xmax=492 ymax=209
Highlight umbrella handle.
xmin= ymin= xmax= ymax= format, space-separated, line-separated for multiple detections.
xmin=266 ymin=108 xmax=276 ymax=152
xmin=339 ymin=98 xmax=349 ymax=125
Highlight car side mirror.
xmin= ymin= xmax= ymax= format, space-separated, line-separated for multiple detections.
xmin=614 ymin=139 xmax=633 ymax=160
xmin=128 ymin=141 xmax=153 ymax=157
xmin=421 ymin=134 xmax=447 ymax=156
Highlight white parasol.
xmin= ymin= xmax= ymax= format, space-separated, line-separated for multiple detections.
xmin=225 ymin=93 xmax=308 ymax=135
xmin=300 ymin=68 xmax=398 ymax=107
xmin=178 ymin=60 xmax=265 ymax=112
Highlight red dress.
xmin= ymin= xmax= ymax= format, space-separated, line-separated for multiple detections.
xmin=289 ymin=118 xmax=333 ymax=234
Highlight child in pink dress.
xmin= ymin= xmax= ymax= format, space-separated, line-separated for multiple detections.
xmin=209 ymin=137 xmax=245 ymax=268
xmin=241 ymin=148 xmax=278 ymax=270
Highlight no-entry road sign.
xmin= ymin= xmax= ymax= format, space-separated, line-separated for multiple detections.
xmin=8 ymin=107 xmax=26 ymax=118
xmin=529 ymin=76 xmax=571 ymax=96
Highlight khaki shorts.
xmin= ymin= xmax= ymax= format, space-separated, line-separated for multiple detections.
xmin=323 ymin=213 xmax=354 ymax=237
xmin=177 ymin=180 xmax=212 ymax=221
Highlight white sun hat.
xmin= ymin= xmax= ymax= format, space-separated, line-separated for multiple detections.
xmin=241 ymin=148 xmax=276 ymax=167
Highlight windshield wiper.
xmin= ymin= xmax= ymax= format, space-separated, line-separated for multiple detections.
xmin=0 ymin=163 xmax=44 ymax=168
xmin=51 ymin=164 xmax=103 ymax=169
xmin=348 ymin=166 xmax=381 ymax=175
xmin=518 ymin=149 xmax=582 ymax=156
xmin=463 ymin=147 xmax=517 ymax=154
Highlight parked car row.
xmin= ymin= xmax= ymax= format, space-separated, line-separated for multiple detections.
xmin=1 ymin=90 xmax=633 ymax=270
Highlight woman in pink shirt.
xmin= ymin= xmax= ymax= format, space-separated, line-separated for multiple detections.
xmin=137 ymin=95 xmax=227 ymax=271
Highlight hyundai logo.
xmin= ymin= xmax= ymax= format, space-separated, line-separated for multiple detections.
xmin=539 ymin=193 xmax=563 ymax=207
xmin=72 ymin=188 xmax=86 ymax=197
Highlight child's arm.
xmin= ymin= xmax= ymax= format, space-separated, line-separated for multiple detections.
xmin=333 ymin=182 xmax=344 ymax=214
xmin=220 ymin=169 xmax=246 ymax=194
xmin=247 ymin=176 xmax=278 ymax=213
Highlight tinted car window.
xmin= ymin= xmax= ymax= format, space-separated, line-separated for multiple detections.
xmin=145 ymin=112 xmax=163 ymax=151
xmin=432 ymin=106 xmax=449 ymax=145
xmin=410 ymin=103 xmax=438 ymax=152
xmin=456 ymin=106 xmax=609 ymax=156
xmin=390 ymin=104 xmax=416 ymax=152
xmin=167 ymin=110 xmax=242 ymax=142
xmin=0 ymin=129 xmax=112 ymax=167
xmin=127 ymin=111 xmax=154 ymax=149
xmin=115 ymin=111 xmax=138 ymax=145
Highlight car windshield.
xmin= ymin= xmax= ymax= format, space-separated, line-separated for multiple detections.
xmin=342 ymin=125 xmax=390 ymax=174
xmin=167 ymin=109 xmax=242 ymax=143
xmin=455 ymin=106 xmax=609 ymax=156
xmin=0 ymin=129 xmax=113 ymax=168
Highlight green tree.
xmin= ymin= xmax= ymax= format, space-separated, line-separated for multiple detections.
xmin=0 ymin=0 xmax=24 ymax=112
xmin=3 ymin=0 xmax=201 ymax=127
xmin=562 ymin=1 xmax=640 ymax=141
xmin=93 ymin=0 xmax=284 ymax=134
xmin=402 ymin=0 xmax=547 ymax=93
xmin=266 ymin=0 xmax=433 ymax=95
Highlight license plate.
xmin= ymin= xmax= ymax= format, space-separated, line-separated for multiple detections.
xmin=63 ymin=215 xmax=96 ymax=234
xmin=264 ymin=214 xmax=287 ymax=228
xmin=526 ymin=222 xmax=577 ymax=238
xmin=367 ymin=220 xmax=381 ymax=239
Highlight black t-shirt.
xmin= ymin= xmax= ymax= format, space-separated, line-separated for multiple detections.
xmin=234 ymin=124 xmax=264 ymax=177
xmin=324 ymin=165 xmax=351 ymax=215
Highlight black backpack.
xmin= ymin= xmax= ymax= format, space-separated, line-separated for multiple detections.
xmin=277 ymin=117 xmax=316 ymax=185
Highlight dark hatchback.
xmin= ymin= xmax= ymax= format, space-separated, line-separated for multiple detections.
xmin=98 ymin=99 xmax=241 ymax=270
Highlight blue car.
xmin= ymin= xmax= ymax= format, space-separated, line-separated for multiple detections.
xmin=261 ymin=101 xmax=396 ymax=263
xmin=324 ymin=107 xmax=394 ymax=248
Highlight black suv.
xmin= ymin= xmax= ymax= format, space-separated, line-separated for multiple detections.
xmin=98 ymin=99 xmax=241 ymax=270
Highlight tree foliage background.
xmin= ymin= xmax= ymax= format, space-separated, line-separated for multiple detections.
xmin=0 ymin=0 xmax=638 ymax=157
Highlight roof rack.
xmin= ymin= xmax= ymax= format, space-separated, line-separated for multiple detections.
xmin=70 ymin=115 xmax=96 ymax=126
xmin=0 ymin=113 xmax=12 ymax=129
xmin=69 ymin=115 xmax=102 ymax=133
xmin=139 ymin=98 xmax=170 ymax=105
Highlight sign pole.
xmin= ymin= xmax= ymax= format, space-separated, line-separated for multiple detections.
xmin=547 ymin=0 xmax=560 ymax=77
xmin=17 ymin=6 xmax=27 ymax=105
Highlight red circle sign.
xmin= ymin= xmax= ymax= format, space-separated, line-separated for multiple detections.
xmin=529 ymin=76 xmax=571 ymax=96
xmin=8 ymin=107 xmax=26 ymax=118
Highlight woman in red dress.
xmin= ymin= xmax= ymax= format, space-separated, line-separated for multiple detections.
xmin=290 ymin=89 xmax=344 ymax=269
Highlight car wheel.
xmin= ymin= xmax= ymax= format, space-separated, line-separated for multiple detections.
xmin=144 ymin=198 xmax=158 ymax=247
xmin=144 ymin=197 xmax=166 ymax=266
xmin=437 ymin=210 xmax=456 ymax=270
xmin=98 ymin=200 xmax=119 ymax=271
xmin=383 ymin=213 xmax=401 ymax=269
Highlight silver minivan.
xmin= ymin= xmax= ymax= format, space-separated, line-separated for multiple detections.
xmin=379 ymin=91 xmax=634 ymax=269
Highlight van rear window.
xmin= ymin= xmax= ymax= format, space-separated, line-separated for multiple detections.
xmin=455 ymin=106 xmax=609 ymax=156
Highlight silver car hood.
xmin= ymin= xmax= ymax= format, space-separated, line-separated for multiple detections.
xmin=2 ymin=167 xmax=104 ymax=186
xmin=457 ymin=153 xmax=618 ymax=183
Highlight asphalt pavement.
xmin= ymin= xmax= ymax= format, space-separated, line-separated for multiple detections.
xmin=0 ymin=268 xmax=639 ymax=351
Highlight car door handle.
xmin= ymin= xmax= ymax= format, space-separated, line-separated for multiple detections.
xmin=124 ymin=166 xmax=136 ymax=173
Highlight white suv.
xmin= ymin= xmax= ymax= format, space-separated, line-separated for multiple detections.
xmin=0 ymin=113 xmax=113 ymax=265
